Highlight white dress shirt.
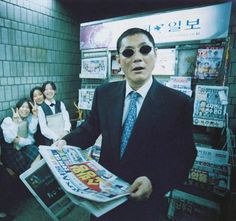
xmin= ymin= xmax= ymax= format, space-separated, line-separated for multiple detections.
xmin=1 ymin=115 xmax=38 ymax=147
xmin=37 ymin=99 xmax=71 ymax=141
xmin=122 ymin=77 xmax=153 ymax=124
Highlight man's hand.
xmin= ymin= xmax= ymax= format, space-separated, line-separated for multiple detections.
xmin=52 ymin=139 xmax=67 ymax=148
xmin=129 ymin=176 xmax=152 ymax=201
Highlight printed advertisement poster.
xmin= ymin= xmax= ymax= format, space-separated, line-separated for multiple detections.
xmin=80 ymin=3 xmax=231 ymax=49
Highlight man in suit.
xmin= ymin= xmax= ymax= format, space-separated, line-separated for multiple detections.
xmin=55 ymin=28 xmax=197 ymax=221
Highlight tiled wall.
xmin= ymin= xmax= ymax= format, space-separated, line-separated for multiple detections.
xmin=0 ymin=0 xmax=236 ymax=134
xmin=0 ymin=0 xmax=81 ymax=120
xmin=228 ymin=3 xmax=236 ymax=133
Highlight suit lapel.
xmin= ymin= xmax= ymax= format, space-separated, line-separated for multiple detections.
xmin=106 ymin=81 xmax=126 ymax=160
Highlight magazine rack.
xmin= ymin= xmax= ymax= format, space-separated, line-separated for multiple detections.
xmin=167 ymin=84 xmax=233 ymax=221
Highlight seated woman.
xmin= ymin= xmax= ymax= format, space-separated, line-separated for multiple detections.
xmin=37 ymin=81 xmax=71 ymax=145
xmin=30 ymin=86 xmax=45 ymax=145
xmin=0 ymin=98 xmax=41 ymax=175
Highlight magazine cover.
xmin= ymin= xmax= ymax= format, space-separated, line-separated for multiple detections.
xmin=80 ymin=50 xmax=108 ymax=79
xmin=152 ymin=48 xmax=176 ymax=75
xmin=166 ymin=76 xmax=192 ymax=96
xmin=185 ymin=146 xmax=230 ymax=196
xmin=39 ymin=145 xmax=130 ymax=203
xmin=194 ymin=46 xmax=224 ymax=80
xmin=78 ymin=89 xmax=95 ymax=110
xmin=111 ymin=54 xmax=124 ymax=75
xmin=193 ymin=85 xmax=228 ymax=128
xmin=167 ymin=189 xmax=220 ymax=221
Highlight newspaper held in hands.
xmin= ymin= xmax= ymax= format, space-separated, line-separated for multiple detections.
xmin=39 ymin=145 xmax=130 ymax=203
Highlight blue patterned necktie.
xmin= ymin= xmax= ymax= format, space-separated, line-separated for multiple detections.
xmin=120 ymin=91 xmax=139 ymax=158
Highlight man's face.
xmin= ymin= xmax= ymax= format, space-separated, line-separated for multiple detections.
xmin=117 ymin=33 xmax=156 ymax=90
xmin=200 ymin=101 xmax=206 ymax=113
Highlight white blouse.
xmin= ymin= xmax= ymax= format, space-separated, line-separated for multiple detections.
xmin=1 ymin=115 xmax=38 ymax=147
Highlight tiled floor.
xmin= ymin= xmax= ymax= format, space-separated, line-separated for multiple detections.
xmin=9 ymin=194 xmax=173 ymax=221
xmin=10 ymin=196 xmax=90 ymax=221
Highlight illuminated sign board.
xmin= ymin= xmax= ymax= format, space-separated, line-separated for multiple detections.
xmin=80 ymin=2 xmax=231 ymax=49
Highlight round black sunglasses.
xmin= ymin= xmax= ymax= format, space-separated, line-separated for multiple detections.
xmin=121 ymin=45 xmax=153 ymax=58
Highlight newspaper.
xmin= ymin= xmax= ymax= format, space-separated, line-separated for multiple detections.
xmin=195 ymin=146 xmax=229 ymax=165
xmin=193 ymin=85 xmax=228 ymax=128
xmin=167 ymin=189 xmax=220 ymax=221
xmin=166 ymin=76 xmax=192 ymax=97
xmin=19 ymin=159 xmax=74 ymax=220
xmin=78 ymin=89 xmax=95 ymax=110
xmin=80 ymin=50 xmax=108 ymax=79
xmin=39 ymin=145 xmax=130 ymax=203
xmin=152 ymin=48 xmax=176 ymax=76
xmin=185 ymin=146 xmax=230 ymax=196
xmin=67 ymin=192 xmax=127 ymax=217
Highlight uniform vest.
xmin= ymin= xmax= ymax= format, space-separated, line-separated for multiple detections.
xmin=40 ymin=101 xmax=61 ymax=116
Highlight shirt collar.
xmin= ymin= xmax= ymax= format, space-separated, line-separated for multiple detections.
xmin=125 ymin=77 xmax=153 ymax=98
xmin=45 ymin=99 xmax=56 ymax=106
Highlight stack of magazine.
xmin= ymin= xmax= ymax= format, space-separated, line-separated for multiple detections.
xmin=185 ymin=146 xmax=230 ymax=196
xmin=167 ymin=189 xmax=220 ymax=221
xmin=39 ymin=145 xmax=130 ymax=217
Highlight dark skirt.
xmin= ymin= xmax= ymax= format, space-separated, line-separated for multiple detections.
xmin=1 ymin=142 xmax=39 ymax=175
xmin=34 ymin=125 xmax=53 ymax=146
xmin=0 ymin=165 xmax=18 ymax=211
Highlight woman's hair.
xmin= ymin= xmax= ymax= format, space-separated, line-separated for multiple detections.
xmin=15 ymin=98 xmax=32 ymax=112
xmin=30 ymin=86 xmax=44 ymax=101
xmin=42 ymin=81 xmax=56 ymax=92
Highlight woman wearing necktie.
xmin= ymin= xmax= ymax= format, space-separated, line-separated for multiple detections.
xmin=37 ymin=81 xmax=71 ymax=145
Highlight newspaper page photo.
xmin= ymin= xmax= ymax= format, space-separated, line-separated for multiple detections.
xmin=193 ymin=85 xmax=228 ymax=128
xmin=39 ymin=145 xmax=130 ymax=203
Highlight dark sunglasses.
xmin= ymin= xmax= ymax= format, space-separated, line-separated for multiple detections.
xmin=121 ymin=45 xmax=153 ymax=58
